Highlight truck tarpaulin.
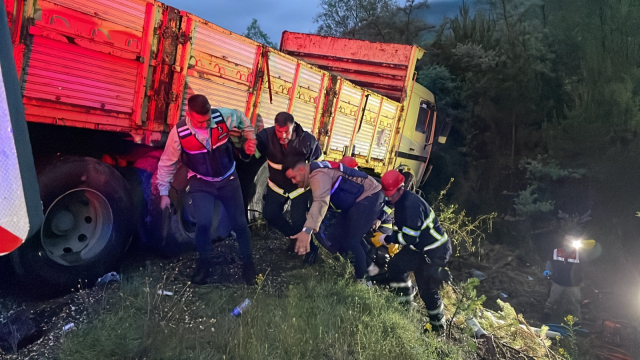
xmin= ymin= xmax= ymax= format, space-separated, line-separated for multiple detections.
xmin=0 ymin=0 xmax=42 ymax=255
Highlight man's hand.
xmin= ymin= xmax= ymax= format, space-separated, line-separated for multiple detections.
xmin=160 ymin=195 xmax=171 ymax=210
xmin=290 ymin=231 xmax=311 ymax=255
xmin=244 ymin=138 xmax=256 ymax=155
xmin=372 ymin=219 xmax=381 ymax=229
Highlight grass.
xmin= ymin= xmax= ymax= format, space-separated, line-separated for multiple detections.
xmin=57 ymin=255 xmax=470 ymax=360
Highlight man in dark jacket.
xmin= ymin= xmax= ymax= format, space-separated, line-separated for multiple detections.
xmin=255 ymin=112 xmax=323 ymax=264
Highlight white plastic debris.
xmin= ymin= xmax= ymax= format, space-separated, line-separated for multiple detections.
xmin=157 ymin=290 xmax=174 ymax=296
xmin=527 ymin=276 xmax=534 ymax=281
xmin=500 ymin=292 xmax=508 ymax=298
xmin=95 ymin=272 xmax=121 ymax=286
xmin=63 ymin=323 xmax=75 ymax=332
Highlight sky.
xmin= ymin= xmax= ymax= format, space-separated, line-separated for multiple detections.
xmin=161 ymin=0 xmax=464 ymax=45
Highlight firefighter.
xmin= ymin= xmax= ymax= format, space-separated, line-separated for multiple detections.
xmin=254 ymin=112 xmax=324 ymax=264
xmin=157 ymin=94 xmax=257 ymax=285
xmin=372 ymin=169 xmax=452 ymax=333
xmin=540 ymin=235 xmax=599 ymax=323
xmin=284 ymin=159 xmax=385 ymax=281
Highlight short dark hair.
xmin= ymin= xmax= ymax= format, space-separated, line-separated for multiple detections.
xmin=274 ymin=112 xmax=295 ymax=127
xmin=282 ymin=157 xmax=306 ymax=173
xmin=187 ymin=94 xmax=211 ymax=115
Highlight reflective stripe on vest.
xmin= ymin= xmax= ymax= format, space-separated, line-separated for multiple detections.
xmin=267 ymin=179 xmax=308 ymax=199
xmin=553 ymin=248 xmax=580 ymax=263
xmin=267 ymin=159 xmax=282 ymax=170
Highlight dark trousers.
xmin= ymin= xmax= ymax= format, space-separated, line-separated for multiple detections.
xmin=262 ymin=187 xmax=319 ymax=252
xmin=188 ymin=173 xmax=253 ymax=263
xmin=386 ymin=248 xmax=445 ymax=326
xmin=327 ymin=190 xmax=384 ymax=279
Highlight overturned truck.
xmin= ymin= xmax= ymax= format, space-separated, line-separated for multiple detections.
xmin=1 ymin=0 xmax=447 ymax=293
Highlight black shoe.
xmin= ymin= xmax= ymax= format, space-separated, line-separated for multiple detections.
xmin=303 ymin=245 xmax=319 ymax=265
xmin=191 ymin=258 xmax=213 ymax=285
xmin=242 ymin=261 xmax=257 ymax=285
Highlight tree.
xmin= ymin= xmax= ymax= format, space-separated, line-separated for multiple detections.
xmin=244 ymin=19 xmax=277 ymax=48
xmin=313 ymin=0 xmax=433 ymax=44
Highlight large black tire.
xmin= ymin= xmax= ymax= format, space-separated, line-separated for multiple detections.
xmin=10 ymin=157 xmax=133 ymax=296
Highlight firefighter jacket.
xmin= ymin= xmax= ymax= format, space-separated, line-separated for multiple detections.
xmin=255 ymin=122 xmax=323 ymax=197
xmin=387 ymin=190 xmax=451 ymax=266
xmin=304 ymin=161 xmax=381 ymax=231
xmin=377 ymin=202 xmax=394 ymax=235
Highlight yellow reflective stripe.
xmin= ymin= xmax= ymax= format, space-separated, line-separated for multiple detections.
xmin=383 ymin=206 xmax=393 ymax=214
xmin=267 ymin=179 xmax=286 ymax=196
xmin=267 ymin=159 xmax=282 ymax=170
xmin=255 ymin=148 xmax=262 ymax=159
xmin=289 ymin=187 xmax=306 ymax=199
xmin=421 ymin=209 xmax=435 ymax=230
xmin=317 ymin=153 xmax=325 ymax=161
xmin=427 ymin=303 xmax=444 ymax=315
xmin=423 ymin=233 xmax=448 ymax=251
xmin=380 ymin=223 xmax=393 ymax=228
xmin=398 ymin=232 xmax=407 ymax=245
xmin=402 ymin=226 xmax=421 ymax=237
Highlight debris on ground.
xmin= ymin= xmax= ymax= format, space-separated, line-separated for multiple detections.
xmin=0 ymin=309 xmax=37 ymax=354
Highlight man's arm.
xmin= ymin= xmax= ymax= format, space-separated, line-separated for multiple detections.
xmin=304 ymin=171 xmax=333 ymax=231
xmin=254 ymin=128 xmax=269 ymax=159
xmin=386 ymin=204 xmax=428 ymax=246
xmin=308 ymin=137 xmax=324 ymax=162
xmin=157 ymin=126 xmax=181 ymax=196
xmin=219 ymin=108 xmax=257 ymax=154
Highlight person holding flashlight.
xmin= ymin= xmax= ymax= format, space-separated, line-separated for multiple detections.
xmin=540 ymin=233 xmax=598 ymax=323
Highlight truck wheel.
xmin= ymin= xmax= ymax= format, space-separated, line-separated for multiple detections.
xmin=10 ymin=157 xmax=133 ymax=296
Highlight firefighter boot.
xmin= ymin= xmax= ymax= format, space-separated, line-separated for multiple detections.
xmin=425 ymin=304 xmax=446 ymax=334
xmin=191 ymin=257 xmax=214 ymax=285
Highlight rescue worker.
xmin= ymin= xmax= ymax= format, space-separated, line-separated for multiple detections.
xmin=254 ymin=112 xmax=323 ymax=264
xmin=540 ymin=234 xmax=599 ymax=323
xmin=157 ymin=94 xmax=257 ymax=285
xmin=284 ymin=159 xmax=385 ymax=281
xmin=372 ymin=169 xmax=452 ymax=332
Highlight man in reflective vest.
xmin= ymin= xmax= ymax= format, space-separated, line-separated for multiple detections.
xmin=540 ymin=235 xmax=599 ymax=323
xmin=255 ymin=112 xmax=323 ymax=264
xmin=157 ymin=94 xmax=257 ymax=285
xmin=372 ymin=170 xmax=452 ymax=333
xmin=284 ymin=160 xmax=385 ymax=281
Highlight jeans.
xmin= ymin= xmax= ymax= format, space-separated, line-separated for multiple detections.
xmin=262 ymin=187 xmax=318 ymax=252
xmin=187 ymin=172 xmax=253 ymax=263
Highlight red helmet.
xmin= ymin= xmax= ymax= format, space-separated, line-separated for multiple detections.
xmin=381 ymin=170 xmax=405 ymax=197
xmin=340 ymin=156 xmax=359 ymax=169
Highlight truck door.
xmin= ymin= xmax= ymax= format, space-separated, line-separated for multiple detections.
xmin=396 ymin=84 xmax=436 ymax=184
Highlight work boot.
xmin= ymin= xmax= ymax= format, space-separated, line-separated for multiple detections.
xmin=242 ymin=261 xmax=257 ymax=285
xmin=424 ymin=321 xmax=446 ymax=335
xmin=191 ymin=257 xmax=213 ymax=285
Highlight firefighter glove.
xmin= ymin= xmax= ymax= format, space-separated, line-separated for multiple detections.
xmin=371 ymin=232 xmax=387 ymax=247
xmin=387 ymin=243 xmax=400 ymax=256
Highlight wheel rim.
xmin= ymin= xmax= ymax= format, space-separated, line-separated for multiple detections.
xmin=41 ymin=188 xmax=113 ymax=266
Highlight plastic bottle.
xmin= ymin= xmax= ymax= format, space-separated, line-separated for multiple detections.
xmin=231 ymin=298 xmax=251 ymax=317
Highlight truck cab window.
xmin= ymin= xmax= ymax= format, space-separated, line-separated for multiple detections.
xmin=415 ymin=100 xmax=431 ymax=134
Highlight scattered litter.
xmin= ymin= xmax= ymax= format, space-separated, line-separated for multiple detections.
xmin=157 ymin=290 xmax=174 ymax=296
xmin=470 ymin=269 xmax=488 ymax=281
xmin=95 ymin=272 xmax=121 ymax=286
xmin=231 ymin=298 xmax=251 ymax=317
xmin=527 ymin=276 xmax=534 ymax=281
xmin=500 ymin=292 xmax=508 ymax=298
xmin=62 ymin=323 xmax=75 ymax=333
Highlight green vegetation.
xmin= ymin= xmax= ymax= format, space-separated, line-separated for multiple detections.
xmin=58 ymin=258 xmax=469 ymax=360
